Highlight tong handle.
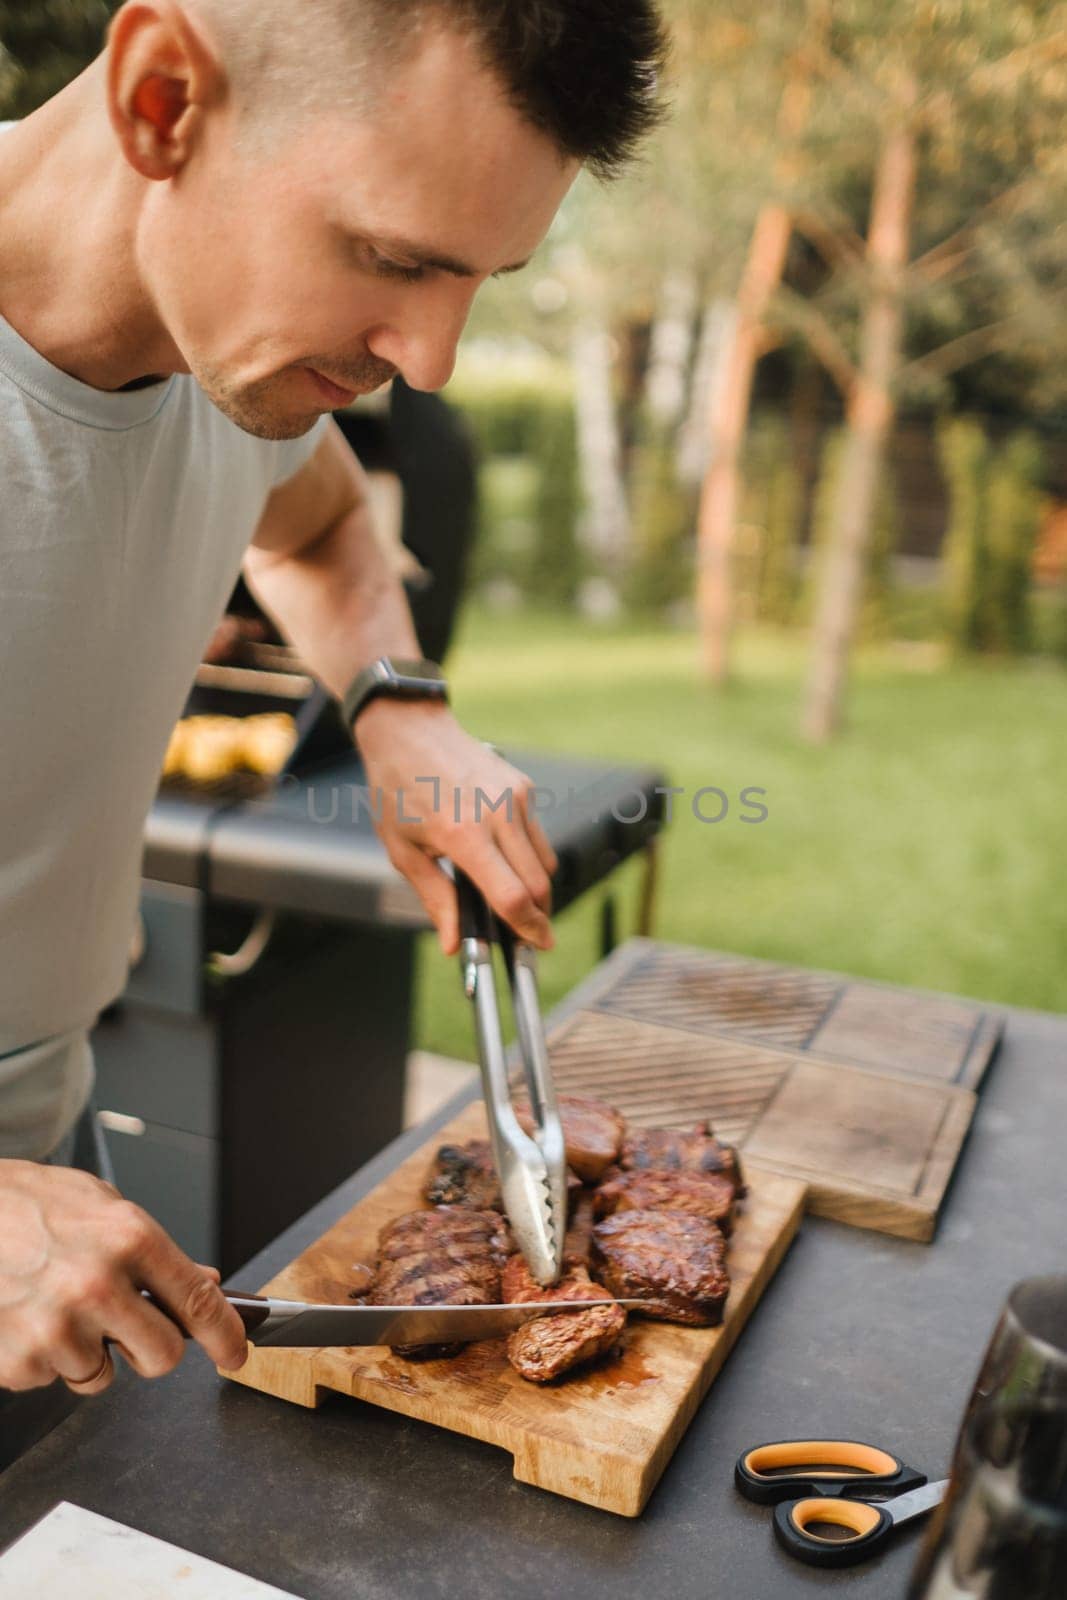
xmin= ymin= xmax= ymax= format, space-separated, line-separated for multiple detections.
xmin=455 ymin=865 xmax=496 ymax=944
xmin=454 ymin=865 xmax=517 ymax=956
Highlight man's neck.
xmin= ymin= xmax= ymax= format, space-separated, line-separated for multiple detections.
xmin=0 ymin=58 xmax=189 ymax=391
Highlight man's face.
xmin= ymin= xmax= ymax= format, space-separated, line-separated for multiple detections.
xmin=138 ymin=26 xmax=578 ymax=439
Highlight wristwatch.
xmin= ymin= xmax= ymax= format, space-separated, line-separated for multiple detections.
xmin=342 ymin=655 xmax=449 ymax=733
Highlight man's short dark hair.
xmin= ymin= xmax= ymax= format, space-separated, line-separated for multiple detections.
xmin=192 ymin=0 xmax=669 ymax=177
xmin=447 ymin=0 xmax=669 ymax=177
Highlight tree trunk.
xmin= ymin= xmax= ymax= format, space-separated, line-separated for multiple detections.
xmin=677 ymin=297 xmax=737 ymax=489
xmin=695 ymin=67 xmax=811 ymax=685
xmin=802 ymin=116 xmax=917 ymax=742
xmin=696 ymin=203 xmax=793 ymax=683
xmin=645 ymin=269 xmax=699 ymax=428
xmin=571 ymin=313 xmax=630 ymax=583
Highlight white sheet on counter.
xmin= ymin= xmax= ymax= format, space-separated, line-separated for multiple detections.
xmin=0 ymin=1502 xmax=303 ymax=1599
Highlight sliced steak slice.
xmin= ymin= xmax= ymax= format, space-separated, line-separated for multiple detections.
xmin=425 ymin=1139 xmax=502 ymax=1211
xmin=502 ymin=1257 xmax=626 ymax=1383
xmin=370 ymin=1206 xmax=509 ymax=1357
xmin=615 ymin=1121 xmax=745 ymax=1196
xmin=591 ymin=1208 xmax=730 ymax=1326
xmin=593 ymin=1168 xmax=737 ymax=1236
xmin=515 ymin=1093 xmax=625 ymax=1183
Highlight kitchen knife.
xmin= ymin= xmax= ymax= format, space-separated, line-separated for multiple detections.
xmin=153 ymin=1291 xmax=645 ymax=1349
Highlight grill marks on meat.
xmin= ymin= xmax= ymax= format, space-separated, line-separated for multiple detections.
xmin=502 ymin=1257 xmax=626 ymax=1383
xmin=426 ymin=1140 xmax=502 ymax=1211
xmin=515 ymin=1093 xmax=625 ymax=1183
xmin=370 ymin=1207 xmax=509 ymax=1357
xmin=594 ymin=1168 xmax=737 ymax=1236
xmin=425 ymin=1139 xmax=582 ymax=1217
xmin=592 ymin=1209 xmax=730 ymax=1326
xmin=615 ymin=1121 xmax=745 ymax=1196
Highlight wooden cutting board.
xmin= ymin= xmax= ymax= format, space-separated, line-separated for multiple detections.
xmin=221 ymin=1100 xmax=806 ymax=1517
xmin=540 ymin=939 xmax=1004 ymax=1242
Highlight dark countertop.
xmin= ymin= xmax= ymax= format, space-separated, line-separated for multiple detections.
xmin=1 ymin=1001 xmax=1065 ymax=1599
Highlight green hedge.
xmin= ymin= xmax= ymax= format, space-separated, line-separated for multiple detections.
xmin=448 ymin=367 xmax=582 ymax=607
xmin=938 ymin=419 xmax=1045 ymax=656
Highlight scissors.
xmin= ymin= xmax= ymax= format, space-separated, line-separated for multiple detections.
xmin=735 ymin=1438 xmax=949 ymax=1568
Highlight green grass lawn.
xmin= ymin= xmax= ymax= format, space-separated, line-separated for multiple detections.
xmin=413 ymin=606 xmax=1067 ymax=1061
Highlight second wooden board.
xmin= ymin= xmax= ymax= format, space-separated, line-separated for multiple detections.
xmin=222 ymin=1101 xmax=806 ymax=1517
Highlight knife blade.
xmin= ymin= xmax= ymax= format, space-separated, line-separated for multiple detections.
xmin=200 ymin=1292 xmax=647 ymax=1349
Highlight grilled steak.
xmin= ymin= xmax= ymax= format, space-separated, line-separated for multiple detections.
xmin=370 ymin=1206 xmax=509 ymax=1357
xmin=502 ymin=1257 xmax=626 ymax=1383
xmin=592 ymin=1208 xmax=730 ymax=1326
xmin=615 ymin=1121 xmax=745 ymax=1196
xmin=594 ymin=1168 xmax=737 ymax=1236
xmin=515 ymin=1093 xmax=625 ymax=1183
xmin=426 ymin=1139 xmax=502 ymax=1211
xmin=426 ymin=1138 xmax=582 ymax=1216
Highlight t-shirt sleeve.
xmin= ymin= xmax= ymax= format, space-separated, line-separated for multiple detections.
xmin=269 ymin=414 xmax=331 ymax=488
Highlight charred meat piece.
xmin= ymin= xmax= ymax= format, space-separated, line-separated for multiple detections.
xmin=594 ymin=1168 xmax=737 ymax=1236
xmin=370 ymin=1206 xmax=509 ymax=1357
xmin=592 ymin=1208 xmax=730 ymax=1326
xmin=615 ymin=1121 xmax=745 ymax=1196
xmin=426 ymin=1139 xmax=502 ymax=1211
xmin=515 ymin=1093 xmax=626 ymax=1183
xmin=502 ymin=1257 xmax=626 ymax=1383
xmin=426 ymin=1139 xmax=582 ymax=1217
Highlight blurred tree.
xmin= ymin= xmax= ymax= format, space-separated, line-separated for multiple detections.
xmin=807 ymin=425 xmax=897 ymax=639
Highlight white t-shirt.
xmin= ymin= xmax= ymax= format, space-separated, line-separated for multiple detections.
xmin=0 ymin=177 xmax=328 ymax=1156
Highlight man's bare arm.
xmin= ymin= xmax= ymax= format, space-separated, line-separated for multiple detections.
xmin=244 ymin=419 xmax=420 ymax=697
xmin=242 ymin=421 xmax=556 ymax=955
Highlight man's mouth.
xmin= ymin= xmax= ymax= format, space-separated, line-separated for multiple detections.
xmin=301 ymin=367 xmax=361 ymax=407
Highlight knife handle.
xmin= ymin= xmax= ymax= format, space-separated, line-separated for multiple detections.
xmin=137 ymin=1289 xmax=275 ymax=1340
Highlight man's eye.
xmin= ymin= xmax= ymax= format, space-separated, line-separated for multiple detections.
xmin=371 ymin=252 xmax=425 ymax=284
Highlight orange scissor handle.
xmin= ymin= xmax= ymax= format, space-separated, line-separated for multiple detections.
xmin=773 ymin=1496 xmax=893 ymax=1568
xmin=735 ymin=1438 xmax=926 ymax=1505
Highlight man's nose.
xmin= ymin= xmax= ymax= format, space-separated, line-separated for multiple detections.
xmin=366 ymin=287 xmax=474 ymax=393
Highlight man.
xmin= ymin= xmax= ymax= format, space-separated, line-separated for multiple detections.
xmin=0 ymin=0 xmax=666 ymax=1409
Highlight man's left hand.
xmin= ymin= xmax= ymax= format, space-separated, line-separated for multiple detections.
xmin=354 ymin=699 xmax=557 ymax=955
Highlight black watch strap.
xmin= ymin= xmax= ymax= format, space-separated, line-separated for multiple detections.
xmin=342 ymin=656 xmax=449 ymax=731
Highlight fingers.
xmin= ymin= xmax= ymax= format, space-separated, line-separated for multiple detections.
xmin=488 ymin=819 xmax=554 ymax=927
xmin=112 ymin=1206 xmax=249 ymax=1372
xmin=60 ymin=1346 xmax=115 ymax=1397
xmin=513 ymin=779 xmax=559 ymax=883
xmin=456 ymin=841 xmax=554 ymax=951
xmin=390 ymin=840 xmax=461 ymax=955
xmin=94 ymin=1283 xmax=188 ymax=1380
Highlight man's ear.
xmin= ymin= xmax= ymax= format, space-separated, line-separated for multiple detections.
xmin=106 ymin=1 xmax=225 ymax=180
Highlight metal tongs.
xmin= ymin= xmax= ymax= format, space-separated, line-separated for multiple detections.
xmin=454 ymin=866 xmax=566 ymax=1286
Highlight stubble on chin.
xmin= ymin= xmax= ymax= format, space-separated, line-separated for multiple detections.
xmin=196 ymin=367 xmax=320 ymax=441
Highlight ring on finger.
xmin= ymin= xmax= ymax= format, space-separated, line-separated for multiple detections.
xmin=64 ymin=1346 xmax=114 ymax=1392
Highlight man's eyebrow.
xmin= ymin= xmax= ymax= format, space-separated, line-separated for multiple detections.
xmin=353 ymin=227 xmax=531 ymax=278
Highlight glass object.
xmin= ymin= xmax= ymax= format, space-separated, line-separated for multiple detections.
xmin=962 ymin=1278 xmax=1067 ymax=1427
xmin=907 ymin=1398 xmax=1067 ymax=1599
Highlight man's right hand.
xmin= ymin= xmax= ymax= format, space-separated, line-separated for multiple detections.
xmin=0 ymin=1160 xmax=249 ymax=1394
